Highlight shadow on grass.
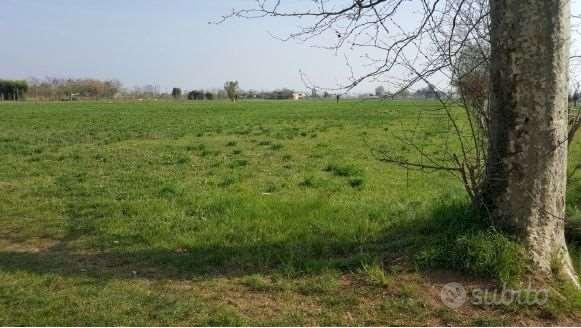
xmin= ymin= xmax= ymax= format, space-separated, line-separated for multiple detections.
xmin=0 ymin=200 xmax=524 ymax=283
xmin=0 ymin=241 xmax=369 ymax=280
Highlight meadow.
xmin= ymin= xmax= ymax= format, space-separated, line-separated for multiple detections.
xmin=0 ymin=100 xmax=579 ymax=325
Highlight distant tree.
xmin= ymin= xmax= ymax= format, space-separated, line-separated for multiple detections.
xmin=142 ymin=84 xmax=159 ymax=98
xmin=452 ymin=43 xmax=489 ymax=118
xmin=187 ymin=90 xmax=205 ymax=100
xmin=323 ymin=91 xmax=330 ymax=98
xmin=243 ymin=90 xmax=258 ymax=99
xmin=269 ymin=88 xmax=294 ymax=99
xmin=224 ymin=81 xmax=239 ymax=102
xmin=413 ymin=87 xmax=438 ymax=99
xmin=172 ymin=88 xmax=182 ymax=99
xmin=0 ymin=80 xmax=28 ymax=101
xmin=216 ymin=89 xmax=228 ymax=100
xmin=103 ymin=80 xmax=121 ymax=99
xmin=311 ymin=88 xmax=318 ymax=98
xmin=26 ymin=78 xmax=122 ymax=100
xmin=396 ymin=89 xmax=410 ymax=99
xmin=204 ymin=92 xmax=214 ymax=100
xmin=375 ymin=86 xmax=385 ymax=98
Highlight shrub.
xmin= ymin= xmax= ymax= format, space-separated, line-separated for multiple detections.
xmin=270 ymin=143 xmax=284 ymax=151
xmin=416 ymin=229 xmax=524 ymax=285
xmin=229 ymin=159 xmax=248 ymax=168
xmin=324 ymin=163 xmax=362 ymax=177
xmin=360 ymin=262 xmax=392 ymax=287
xmin=299 ymin=176 xmax=317 ymax=188
xmin=349 ymin=177 xmax=365 ymax=189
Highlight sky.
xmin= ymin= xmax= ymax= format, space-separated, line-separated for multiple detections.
xmin=1 ymin=0 xmax=581 ymax=94
xmin=0 ymin=0 xmax=363 ymax=93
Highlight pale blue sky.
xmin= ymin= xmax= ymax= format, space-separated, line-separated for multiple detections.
xmin=1 ymin=0 xmax=581 ymax=93
xmin=0 ymin=0 xmax=359 ymax=92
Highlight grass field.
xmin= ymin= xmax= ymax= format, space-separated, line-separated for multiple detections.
xmin=0 ymin=100 xmax=580 ymax=325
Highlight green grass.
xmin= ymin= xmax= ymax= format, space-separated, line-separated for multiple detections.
xmin=0 ymin=99 xmax=579 ymax=325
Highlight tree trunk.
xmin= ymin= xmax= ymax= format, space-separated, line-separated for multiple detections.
xmin=485 ymin=0 xmax=578 ymax=285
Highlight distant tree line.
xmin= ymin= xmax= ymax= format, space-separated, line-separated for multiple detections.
xmin=187 ymin=90 xmax=215 ymax=100
xmin=172 ymin=84 xmax=306 ymax=102
xmin=179 ymin=87 xmax=308 ymax=101
xmin=5 ymin=76 xmax=451 ymax=102
xmin=26 ymin=77 xmax=122 ymax=100
xmin=3 ymin=77 xmax=313 ymax=102
xmin=260 ymin=88 xmax=295 ymax=99
xmin=361 ymin=86 xmax=448 ymax=100
xmin=0 ymin=80 xmax=28 ymax=101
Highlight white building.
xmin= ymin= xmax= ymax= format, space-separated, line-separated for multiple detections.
xmin=292 ymin=92 xmax=305 ymax=100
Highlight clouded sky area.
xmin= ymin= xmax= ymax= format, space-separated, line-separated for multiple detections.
xmin=2 ymin=0 xmax=581 ymax=93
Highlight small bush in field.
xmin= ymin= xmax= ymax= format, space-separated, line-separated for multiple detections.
xmin=324 ymin=163 xmax=362 ymax=177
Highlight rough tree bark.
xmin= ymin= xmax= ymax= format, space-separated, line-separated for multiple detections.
xmin=485 ymin=0 xmax=578 ymax=284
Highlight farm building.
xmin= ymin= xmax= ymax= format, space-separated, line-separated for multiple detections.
xmin=292 ymin=92 xmax=305 ymax=100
